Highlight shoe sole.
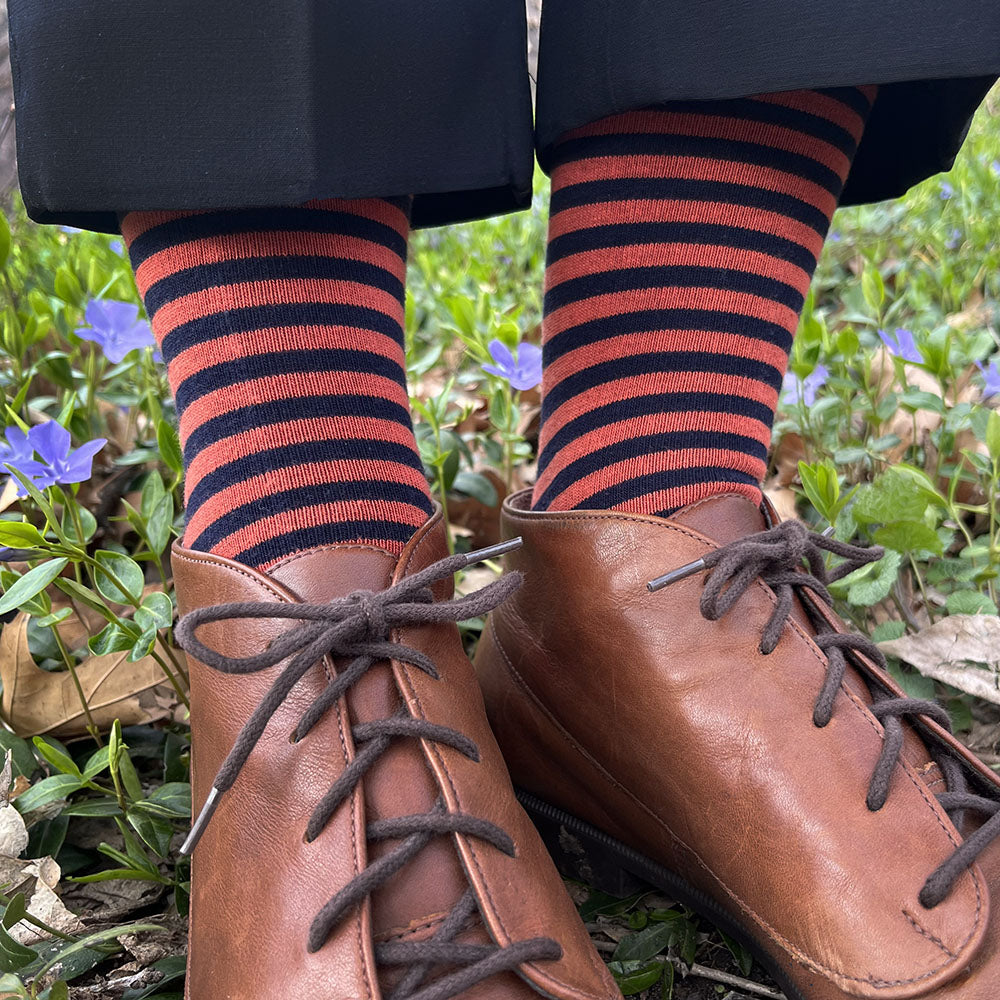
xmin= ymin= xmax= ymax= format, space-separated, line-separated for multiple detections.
xmin=516 ymin=788 xmax=807 ymax=1000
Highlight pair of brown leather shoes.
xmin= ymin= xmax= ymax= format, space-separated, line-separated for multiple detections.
xmin=173 ymin=490 xmax=1000 ymax=1000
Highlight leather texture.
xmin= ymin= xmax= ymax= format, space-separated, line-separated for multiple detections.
xmin=475 ymin=490 xmax=1000 ymax=1000
xmin=172 ymin=511 xmax=618 ymax=1000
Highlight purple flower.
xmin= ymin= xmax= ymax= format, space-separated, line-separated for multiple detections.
xmin=75 ymin=299 xmax=156 ymax=363
xmin=59 ymin=226 xmax=83 ymax=236
xmin=946 ymin=228 xmax=963 ymax=250
xmin=828 ymin=230 xmax=842 ymax=243
xmin=0 ymin=427 xmax=47 ymax=495
xmin=481 ymin=339 xmax=543 ymax=391
xmin=782 ymin=364 xmax=829 ymax=408
xmin=977 ymin=360 xmax=1000 ymax=399
xmin=939 ymin=181 xmax=955 ymax=201
xmin=25 ymin=422 xmax=106 ymax=488
xmin=879 ymin=328 xmax=922 ymax=364
xmin=992 ymin=160 xmax=1000 ymax=177
xmin=109 ymin=239 xmax=124 ymax=256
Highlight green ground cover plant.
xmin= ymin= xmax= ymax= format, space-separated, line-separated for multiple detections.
xmin=1 ymin=91 xmax=999 ymax=998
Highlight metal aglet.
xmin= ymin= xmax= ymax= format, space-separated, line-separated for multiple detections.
xmin=464 ymin=537 xmax=523 ymax=566
xmin=822 ymin=525 xmax=836 ymax=538
xmin=180 ymin=786 xmax=223 ymax=855
xmin=647 ymin=557 xmax=707 ymax=592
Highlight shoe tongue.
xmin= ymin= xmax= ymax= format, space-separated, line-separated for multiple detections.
xmin=668 ymin=493 xmax=770 ymax=546
xmin=267 ymin=545 xmax=399 ymax=604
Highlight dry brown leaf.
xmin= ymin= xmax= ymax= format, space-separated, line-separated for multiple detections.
xmin=763 ymin=478 xmax=799 ymax=523
xmin=878 ymin=615 xmax=1000 ymax=705
xmin=0 ymin=477 xmax=18 ymax=515
xmin=0 ymin=614 xmax=185 ymax=737
xmin=0 ymin=852 xmax=84 ymax=944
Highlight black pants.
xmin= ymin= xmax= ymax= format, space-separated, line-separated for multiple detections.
xmin=8 ymin=0 xmax=999 ymax=233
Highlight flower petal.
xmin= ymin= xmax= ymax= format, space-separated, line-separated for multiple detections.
xmin=27 ymin=421 xmax=71 ymax=465
xmin=486 ymin=338 xmax=515 ymax=373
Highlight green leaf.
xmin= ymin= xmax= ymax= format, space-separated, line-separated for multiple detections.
xmin=118 ymin=749 xmax=144 ymax=803
xmin=145 ymin=494 xmax=174 ymax=556
xmin=987 ymin=410 xmax=1000 ymax=463
xmin=13 ymin=774 xmax=82 ymax=814
xmin=35 ymin=606 xmax=73 ymax=630
xmin=0 ymin=211 xmax=12 ymax=270
xmin=0 ymin=733 xmax=37 ymax=780
xmin=870 ymin=620 xmax=907 ymax=643
xmin=121 ymin=955 xmax=187 ymax=999
xmin=62 ymin=505 xmax=97 ymax=545
xmin=608 ymin=960 xmax=663 ymax=996
xmin=133 ymin=782 xmax=191 ymax=820
xmin=53 ymin=577 xmax=117 ymax=622
xmin=53 ymin=266 xmax=83 ymax=306
xmin=1 ymin=894 xmax=26 ymax=931
xmin=0 ymin=559 xmax=68 ymax=616
xmin=156 ymin=421 xmax=183 ymax=476
xmin=873 ymin=521 xmax=943 ymax=556
xmin=135 ymin=592 xmax=173 ymax=631
xmin=69 ymin=868 xmax=163 ymax=884
xmin=841 ymin=549 xmax=903 ymax=607
xmin=60 ymin=799 xmax=123 ymax=818
xmin=82 ymin=746 xmax=111 ymax=781
xmin=42 ymin=981 xmax=68 ymax=1000
xmin=861 ymin=264 xmax=885 ymax=313
xmin=31 ymin=923 xmax=162 ymax=983
xmin=32 ymin=738 xmax=83 ymax=779
xmin=612 ymin=921 xmax=674 ymax=963
xmin=0 ymin=972 xmax=27 ymax=996
xmin=88 ymin=622 xmax=136 ymax=657
xmin=127 ymin=810 xmax=173 ymax=858
xmin=719 ymin=930 xmax=754 ymax=977
xmin=452 ymin=472 xmax=499 ymax=507
xmin=0 ymin=522 xmax=47 ymax=551
xmin=946 ymin=591 xmax=999 ymax=616
xmin=93 ymin=551 xmax=145 ymax=605
xmin=0 ymin=923 xmax=37 ymax=973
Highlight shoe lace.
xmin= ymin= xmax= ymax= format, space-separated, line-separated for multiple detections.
xmin=648 ymin=518 xmax=1000 ymax=910
xmin=174 ymin=540 xmax=561 ymax=1000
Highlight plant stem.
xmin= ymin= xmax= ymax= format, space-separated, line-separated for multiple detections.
xmin=51 ymin=625 xmax=102 ymax=746
xmin=148 ymin=647 xmax=190 ymax=709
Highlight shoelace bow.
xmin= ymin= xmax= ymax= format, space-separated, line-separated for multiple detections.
xmin=174 ymin=540 xmax=560 ymax=1000
xmin=649 ymin=518 xmax=1000 ymax=909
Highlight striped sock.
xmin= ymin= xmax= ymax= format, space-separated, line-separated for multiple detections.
xmin=532 ymin=87 xmax=875 ymax=516
xmin=122 ymin=198 xmax=434 ymax=571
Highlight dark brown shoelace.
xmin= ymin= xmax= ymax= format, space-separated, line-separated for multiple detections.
xmin=649 ymin=518 xmax=1000 ymax=909
xmin=174 ymin=541 xmax=560 ymax=1000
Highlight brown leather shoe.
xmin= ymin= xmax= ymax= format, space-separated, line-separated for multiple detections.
xmin=170 ymin=510 xmax=618 ymax=1000
xmin=475 ymin=490 xmax=1000 ymax=1000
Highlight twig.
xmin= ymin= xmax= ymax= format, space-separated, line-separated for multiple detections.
xmin=590 ymin=939 xmax=784 ymax=999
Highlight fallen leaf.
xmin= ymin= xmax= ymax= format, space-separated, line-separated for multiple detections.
xmin=0 ymin=477 xmax=18 ymax=515
xmin=0 ymin=804 xmax=28 ymax=857
xmin=0 ymin=614 xmax=185 ymax=738
xmin=0 ymin=854 xmax=83 ymax=944
xmin=879 ymin=615 xmax=1000 ymax=705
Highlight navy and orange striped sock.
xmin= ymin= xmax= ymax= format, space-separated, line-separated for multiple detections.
xmin=532 ymin=87 xmax=876 ymax=516
xmin=122 ymin=198 xmax=434 ymax=570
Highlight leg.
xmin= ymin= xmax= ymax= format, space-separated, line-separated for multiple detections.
xmin=533 ymin=88 xmax=874 ymax=515
xmin=122 ymin=197 xmax=433 ymax=568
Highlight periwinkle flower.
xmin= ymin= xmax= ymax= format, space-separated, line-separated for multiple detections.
xmin=939 ymin=181 xmax=955 ymax=201
xmin=75 ymin=299 xmax=156 ymax=363
xmin=24 ymin=422 xmax=106 ymax=488
xmin=992 ymin=160 xmax=1000 ymax=178
xmin=481 ymin=339 xmax=543 ymax=391
xmin=782 ymin=364 xmax=829 ymax=408
xmin=946 ymin=228 xmax=963 ymax=250
xmin=0 ymin=426 xmax=46 ymax=496
xmin=977 ymin=360 xmax=1000 ymax=399
xmin=879 ymin=328 xmax=922 ymax=364
xmin=829 ymin=230 xmax=842 ymax=243
xmin=109 ymin=239 xmax=125 ymax=256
